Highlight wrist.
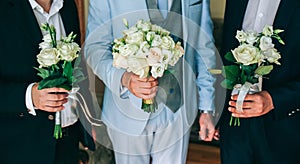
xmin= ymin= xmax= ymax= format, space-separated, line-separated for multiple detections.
xmin=121 ymin=72 xmax=130 ymax=88
xmin=200 ymin=110 xmax=215 ymax=116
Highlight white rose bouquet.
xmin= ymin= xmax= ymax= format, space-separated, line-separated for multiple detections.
xmin=35 ymin=23 xmax=85 ymax=138
xmin=112 ymin=19 xmax=184 ymax=113
xmin=221 ymin=25 xmax=284 ymax=126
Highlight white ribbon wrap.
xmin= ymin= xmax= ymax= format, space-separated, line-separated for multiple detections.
xmin=232 ymin=82 xmax=260 ymax=113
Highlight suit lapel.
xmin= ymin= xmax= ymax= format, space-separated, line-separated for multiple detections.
xmin=273 ymin=0 xmax=298 ymax=30
xmin=60 ymin=0 xmax=80 ymax=44
xmin=12 ymin=0 xmax=42 ymax=43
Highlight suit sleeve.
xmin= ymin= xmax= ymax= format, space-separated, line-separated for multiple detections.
xmin=84 ymin=0 xmax=126 ymax=98
xmin=194 ymin=0 xmax=217 ymax=112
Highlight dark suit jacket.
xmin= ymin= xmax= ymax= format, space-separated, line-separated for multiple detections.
xmin=0 ymin=0 xmax=82 ymax=163
xmin=220 ymin=0 xmax=300 ymax=162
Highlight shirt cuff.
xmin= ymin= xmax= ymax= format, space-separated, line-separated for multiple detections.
xmin=120 ymin=85 xmax=130 ymax=99
xmin=25 ymin=83 xmax=37 ymax=116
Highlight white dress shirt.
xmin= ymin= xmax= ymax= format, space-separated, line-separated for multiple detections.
xmin=243 ymin=0 xmax=281 ymax=32
xmin=25 ymin=0 xmax=78 ymax=127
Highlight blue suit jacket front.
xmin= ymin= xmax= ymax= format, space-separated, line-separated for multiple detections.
xmin=85 ymin=0 xmax=216 ymax=136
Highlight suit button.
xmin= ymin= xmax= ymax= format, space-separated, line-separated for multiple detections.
xmin=48 ymin=115 xmax=54 ymax=120
xmin=288 ymin=113 xmax=292 ymax=116
xmin=296 ymin=109 xmax=300 ymax=112
xmin=292 ymin=111 xmax=295 ymax=114
xmin=19 ymin=112 xmax=25 ymax=117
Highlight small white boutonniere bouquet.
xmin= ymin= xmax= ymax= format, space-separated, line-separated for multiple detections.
xmin=35 ymin=23 xmax=85 ymax=139
xmin=112 ymin=19 xmax=184 ymax=113
xmin=212 ymin=25 xmax=284 ymax=126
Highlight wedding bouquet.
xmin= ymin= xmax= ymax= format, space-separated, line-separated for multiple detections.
xmin=112 ymin=19 xmax=184 ymax=113
xmin=220 ymin=25 xmax=284 ymax=126
xmin=35 ymin=23 xmax=85 ymax=138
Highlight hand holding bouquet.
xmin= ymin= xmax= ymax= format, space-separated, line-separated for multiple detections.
xmin=112 ymin=19 xmax=184 ymax=113
xmin=35 ymin=23 xmax=84 ymax=138
xmin=216 ymin=25 xmax=284 ymax=126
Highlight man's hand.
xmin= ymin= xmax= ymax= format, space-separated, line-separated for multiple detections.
xmin=199 ymin=113 xmax=215 ymax=141
xmin=121 ymin=72 xmax=158 ymax=99
xmin=228 ymin=91 xmax=274 ymax=118
xmin=32 ymin=83 xmax=69 ymax=112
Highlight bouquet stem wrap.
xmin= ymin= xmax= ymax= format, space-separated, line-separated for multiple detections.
xmin=142 ymin=98 xmax=157 ymax=113
xmin=231 ymin=81 xmax=261 ymax=126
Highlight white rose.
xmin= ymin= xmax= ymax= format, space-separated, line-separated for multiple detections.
xmin=112 ymin=38 xmax=125 ymax=52
xmin=174 ymin=42 xmax=184 ymax=58
xmin=259 ymin=36 xmax=274 ymax=51
xmin=262 ymin=25 xmax=273 ymax=36
xmin=232 ymin=44 xmax=262 ymax=65
xmin=151 ymin=25 xmax=169 ymax=36
xmin=263 ymin=48 xmax=281 ymax=65
xmin=147 ymin=47 xmax=163 ymax=66
xmin=151 ymin=35 xmax=162 ymax=47
xmin=136 ymin=20 xmax=151 ymax=32
xmin=39 ymin=41 xmax=51 ymax=49
xmin=151 ymin=63 xmax=165 ymax=78
xmin=127 ymin=58 xmax=149 ymax=78
xmin=146 ymin=31 xmax=155 ymax=42
xmin=246 ymin=31 xmax=258 ymax=45
xmin=37 ymin=48 xmax=60 ymax=68
xmin=235 ymin=30 xmax=247 ymax=43
xmin=161 ymin=49 xmax=172 ymax=65
xmin=42 ymin=33 xmax=52 ymax=43
xmin=113 ymin=52 xmax=128 ymax=69
xmin=119 ymin=44 xmax=139 ymax=57
xmin=151 ymin=24 xmax=163 ymax=33
xmin=139 ymin=41 xmax=150 ymax=53
xmin=161 ymin=36 xmax=175 ymax=50
xmin=169 ymin=56 xmax=180 ymax=67
xmin=123 ymin=26 xmax=138 ymax=36
xmin=58 ymin=42 xmax=80 ymax=61
xmin=135 ymin=41 xmax=150 ymax=58
xmin=125 ymin=31 xmax=144 ymax=44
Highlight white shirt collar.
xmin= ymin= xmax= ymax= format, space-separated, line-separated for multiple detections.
xmin=28 ymin=0 xmax=64 ymax=16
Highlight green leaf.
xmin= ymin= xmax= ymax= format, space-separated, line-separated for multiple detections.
xmin=255 ymin=65 xmax=273 ymax=76
xmin=34 ymin=67 xmax=50 ymax=79
xmin=274 ymin=29 xmax=284 ymax=34
xmin=272 ymin=35 xmax=285 ymax=45
xmin=247 ymin=76 xmax=259 ymax=84
xmin=220 ymin=79 xmax=235 ymax=90
xmin=224 ymin=52 xmax=236 ymax=63
xmin=222 ymin=65 xmax=240 ymax=82
xmin=241 ymin=64 xmax=257 ymax=76
xmin=38 ymin=77 xmax=68 ymax=90
xmin=63 ymin=61 xmax=73 ymax=80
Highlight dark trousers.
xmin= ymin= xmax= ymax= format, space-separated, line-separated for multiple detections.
xmin=220 ymin=114 xmax=274 ymax=164
xmin=0 ymin=111 xmax=81 ymax=164
xmin=0 ymin=111 xmax=56 ymax=164
xmin=55 ymin=121 xmax=81 ymax=164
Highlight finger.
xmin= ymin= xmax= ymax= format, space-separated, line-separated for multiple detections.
xmin=231 ymin=94 xmax=253 ymax=101
xmin=213 ymin=131 xmax=220 ymax=140
xmin=135 ymin=87 xmax=158 ymax=96
xmin=147 ymin=76 xmax=157 ymax=81
xmin=45 ymin=99 xmax=68 ymax=107
xmin=43 ymin=87 xmax=69 ymax=93
xmin=205 ymin=128 xmax=214 ymax=141
xmin=199 ymin=124 xmax=207 ymax=140
xmin=138 ymin=81 xmax=158 ymax=89
xmin=232 ymin=111 xmax=258 ymax=118
xmin=47 ymin=93 xmax=69 ymax=101
xmin=229 ymin=101 xmax=252 ymax=109
xmin=39 ymin=105 xmax=65 ymax=112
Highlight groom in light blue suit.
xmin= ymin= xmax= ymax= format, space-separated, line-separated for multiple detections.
xmin=84 ymin=0 xmax=217 ymax=163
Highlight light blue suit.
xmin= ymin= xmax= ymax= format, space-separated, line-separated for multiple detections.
xmin=85 ymin=0 xmax=216 ymax=163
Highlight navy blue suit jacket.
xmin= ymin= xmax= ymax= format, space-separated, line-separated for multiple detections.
xmin=0 ymin=0 xmax=82 ymax=163
xmin=220 ymin=0 xmax=300 ymax=162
